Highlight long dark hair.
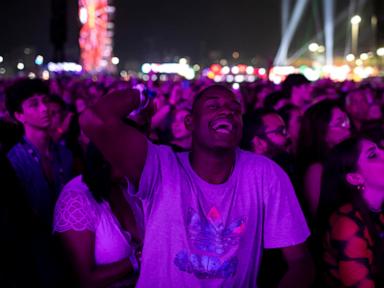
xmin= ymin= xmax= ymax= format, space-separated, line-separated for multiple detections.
xmin=82 ymin=143 xmax=112 ymax=203
xmin=296 ymin=100 xmax=342 ymax=175
xmin=318 ymin=137 xmax=384 ymax=279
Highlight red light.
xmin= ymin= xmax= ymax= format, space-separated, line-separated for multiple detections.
xmin=238 ymin=64 xmax=247 ymax=74
xmin=210 ymin=64 xmax=222 ymax=74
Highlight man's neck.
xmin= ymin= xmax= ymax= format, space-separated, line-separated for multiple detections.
xmin=190 ymin=146 xmax=236 ymax=184
xmin=24 ymin=126 xmax=51 ymax=155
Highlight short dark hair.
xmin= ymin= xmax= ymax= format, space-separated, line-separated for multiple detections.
xmin=240 ymin=108 xmax=277 ymax=151
xmin=191 ymin=84 xmax=234 ymax=113
xmin=49 ymin=94 xmax=66 ymax=110
xmin=5 ymin=78 xmax=49 ymax=119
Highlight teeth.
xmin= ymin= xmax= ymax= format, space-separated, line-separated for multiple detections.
xmin=216 ymin=128 xmax=231 ymax=134
xmin=211 ymin=119 xmax=233 ymax=132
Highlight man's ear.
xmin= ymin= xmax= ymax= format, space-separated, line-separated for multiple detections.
xmin=252 ymin=136 xmax=268 ymax=155
xmin=184 ymin=114 xmax=193 ymax=131
xmin=14 ymin=111 xmax=24 ymax=124
xmin=345 ymin=172 xmax=364 ymax=186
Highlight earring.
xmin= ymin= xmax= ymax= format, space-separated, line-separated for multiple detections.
xmin=357 ymin=184 xmax=365 ymax=192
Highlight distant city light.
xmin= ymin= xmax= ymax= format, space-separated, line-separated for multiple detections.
xmin=0 ymin=68 xmax=6 ymax=74
xmin=179 ymin=58 xmax=187 ymax=65
xmin=35 ymin=55 xmax=44 ymax=65
xmin=221 ymin=66 xmax=230 ymax=74
xmin=351 ymin=15 xmax=362 ymax=25
xmin=360 ymin=53 xmax=368 ymax=61
xmin=377 ymin=47 xmax=384 ymax=57
xmin=111 ymin=56 xmax=119 ymax=65
xmin=193 ymin=64 xmax=200 ymax=71
xmin=141 ymin=63 xmax=195 ymax=80
xmin=219 ymin=59 xmax=228 ymax=66
xmin=346 ymin=54 xmax=355 ymax=62
xmin=28 ymin=72 xmax=36 ymax=79
xmin=141 ymin=63 xmax=151 ymax=73
xmin=0 ymin=56 xmax=3 ymax=63
xmin=317 ymin=45 xmax=325 ymax=53
xmin=42 ymin=70 xmax=50 ymax=80
xmin=226 ymin=75 xmax=234 ymax=82
xmin=308 ymin=42 xmax=319 ymax=52
xmin=24 ymin=48 xmax=31 ymax=55
xmin=232 ymin=51 xmax=240 ymax=59
xmin=231 ymin=66 xmax=239 ymax=74
xmin=234 ymin=75 xmax=245 ymax=83
xmin=258 ymin=68 xmax=266 ymax=75
xmin=246 ymin=66 xmax=254 ymax=75
xmin=17 ymin=62 xmax=24 ymax=70
xmin=232 ymin=83 xmax=240 ymax=90
xmin=47 ymin=62 xmax=82 ymax=72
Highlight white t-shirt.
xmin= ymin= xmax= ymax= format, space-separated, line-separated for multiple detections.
xmin=53 ymin=176 xmax=140 ymax=270
xmin=135 ymin=142 xmax=310 ymax=288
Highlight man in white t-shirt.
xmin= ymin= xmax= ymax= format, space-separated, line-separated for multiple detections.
xmin=80 ymin=84 xmax=314 ymax=287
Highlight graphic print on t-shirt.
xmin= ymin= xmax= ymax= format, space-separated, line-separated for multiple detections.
xmin=174 ymin=207 xmax=247 ymax=279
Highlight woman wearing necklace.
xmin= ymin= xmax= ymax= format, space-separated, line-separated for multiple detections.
xmin=317 ymin=137 xmax=384 ymax=287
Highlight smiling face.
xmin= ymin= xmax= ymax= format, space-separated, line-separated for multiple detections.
xmin=187 ymin=86 xmax=243 ymax=151
xmin=15 ymin=94 xmax=51 ymax=130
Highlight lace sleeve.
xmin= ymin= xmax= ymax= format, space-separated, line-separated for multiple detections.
xmin=53 ymin=185 xmax=98 ymax=233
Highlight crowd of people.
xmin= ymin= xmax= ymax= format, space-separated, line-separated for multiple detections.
xmin=0 ymin=72 xmax=383 ymax=287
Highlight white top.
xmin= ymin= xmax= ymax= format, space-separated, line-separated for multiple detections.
xmin=53 ymin=175 xmax=140 ymax=270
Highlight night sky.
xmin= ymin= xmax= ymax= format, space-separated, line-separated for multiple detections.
xmin=0 ymin=0 xmax=373 ymax=67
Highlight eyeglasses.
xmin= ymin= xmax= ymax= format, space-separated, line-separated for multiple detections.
xmin=329 ymin=117 xmax=350 ymax=129
xmin=264 ymin=126 xmax=288 ymax=136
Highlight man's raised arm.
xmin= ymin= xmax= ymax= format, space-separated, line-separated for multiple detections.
xmin=79 ymin=89 xmax=148 ymax=188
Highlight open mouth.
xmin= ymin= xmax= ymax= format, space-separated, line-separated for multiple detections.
xmin=210 ymin=119 xmax=234 ymax=134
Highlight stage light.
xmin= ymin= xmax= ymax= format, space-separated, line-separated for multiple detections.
xmin=355 ymin=59 xmax=363 ymax=66
xmin=0 ymin=56 xmax=3 ymax=63
xmin=0 ymin=68 xmax=6 ymax=74
xmin=28 ymin=72 xmax=36 ymax=79
xmin=232 ymin=51 xmax=240 ymax=59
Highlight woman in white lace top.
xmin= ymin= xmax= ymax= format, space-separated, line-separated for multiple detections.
xmin=53 ymin=144 xmax=143 ymax=288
